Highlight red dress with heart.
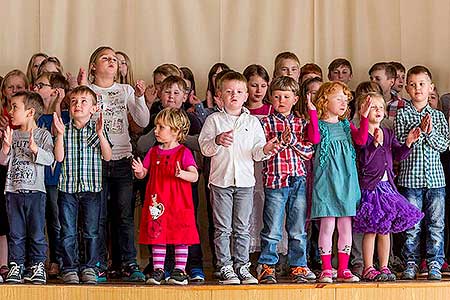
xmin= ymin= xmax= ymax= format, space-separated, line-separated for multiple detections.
xmin=139 ymin=144 xmax=200 ymax=245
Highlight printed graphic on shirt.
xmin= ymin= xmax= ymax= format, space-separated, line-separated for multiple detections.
xmin=97 ymin=90 xmax=126 ymax=135
xmin=8 ymin=140 xmax=36 ymax=186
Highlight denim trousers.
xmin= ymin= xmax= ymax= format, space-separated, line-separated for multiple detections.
xmin=98 ymin=158 xmax=137 ymax=269
xmin=59 ymin=192 xmax=101 ymax=272
xmin=399 ymin=187 xmax=445 ymax=267
xmin=259 ymin=176 xmax=308 ymax=267
xmin=210 ymin=185 xmax=254 ymax=268
xmin=46 ymin=185 xmax=61 ymax=265
xmin=6 ymin=192 xmax=47 ymax=266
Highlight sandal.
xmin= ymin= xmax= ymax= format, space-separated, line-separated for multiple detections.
xmin=337 ymin=269 xmax=360 ymax=282
xmin=318 ymin=269 xmax=333 ymax=283
xmin=380 ymin=266 xmax=396 ymax=281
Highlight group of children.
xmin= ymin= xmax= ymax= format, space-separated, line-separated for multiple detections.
xmin=0 ymin=48 xmax=448 ymax=287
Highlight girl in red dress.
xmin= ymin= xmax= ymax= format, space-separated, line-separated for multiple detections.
xmin=132 ymin=107 xmax=199 ymax=285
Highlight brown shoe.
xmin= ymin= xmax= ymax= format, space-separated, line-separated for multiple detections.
xmin=48 ymin=262 xmax=60 ymax=278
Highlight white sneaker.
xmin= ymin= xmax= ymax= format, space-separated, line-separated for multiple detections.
xmin=219 ymin=265 xmax=240 ymax=285
xmin=236 ymin=263 xmax=258 ymax=284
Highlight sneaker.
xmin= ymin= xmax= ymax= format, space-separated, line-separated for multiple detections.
xmin=419 ymin=259 xmax=428 ymax=276
xmin=218 ymin=265 xmax=240 ymax=285
xmin=289 ymin=266 xmax=309 ymax=283
xmin=362 ymin=266 xmax=382 ymax=282
xmin=0 ymin=265 xmax=9 ymax=282
xmin=6 ymin=262 xmax=23 ymax=284
xmin=236 ymin=263 xmax=258 ymax=284
xmin=62 ymin=271 xmax=80 ymax=284
xmin=95 ymin=263 xmax=107 ymax=283
xmin=337 ymin=269 xmax=360 ymax=282
xmin=122 ymin=263 xmax=145 ymax=282
xmin=303 ymin=266 xmax=317 ymax=281
xmin=318 ymin=269 xmax=333 ymax=283
xmin=168 ymin=268 xmax=188 ymax=285
xmin=24 ymin=262 xmax=46 ymax=284
xmin=379 ymin=266 xmax=396 ymax=281
xmin=256 ymin=264 xmax=277 ymax=284
xmin=81 ymin=268 xmax=97 ymax=284
xmin=402 ymin=262 xmax=418 ymax=280
xmin=189 ymin=267 xmax=205 ymax=282
xmin=442 ymin=261 xmax=450 ymax=275
xmin=146 ymin=268 xmax=165 ymax=285
xmin=428 ymin=262 xmax=442 ymax=280
xmin=47 ymin=262 xmax=60 ymax=279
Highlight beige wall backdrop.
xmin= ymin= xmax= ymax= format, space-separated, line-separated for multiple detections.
xmin=0 ymin=0 xmax=449 ymax=97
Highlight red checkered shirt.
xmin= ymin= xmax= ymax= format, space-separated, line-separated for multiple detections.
xmin=261 ymin=112 xmax=314 ymax=189
xmin=386 ymin=93 xmax=409 ymax=121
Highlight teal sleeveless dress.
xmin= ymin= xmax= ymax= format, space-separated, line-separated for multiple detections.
xmin=311 ymin=120 xmax=361 ymax=219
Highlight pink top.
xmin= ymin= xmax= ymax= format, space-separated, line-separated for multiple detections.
xmin=143 ymin=144 xmax=197 ymax=170
xmin=248 ymin=103 xmax=274 ymax=116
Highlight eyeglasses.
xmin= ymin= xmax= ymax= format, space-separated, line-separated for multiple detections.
xmin=34 ymin=82 xmax=52 ymax=90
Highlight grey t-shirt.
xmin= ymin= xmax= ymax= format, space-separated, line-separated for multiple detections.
xmin=0 ymin=127 xmax=54 ymax=193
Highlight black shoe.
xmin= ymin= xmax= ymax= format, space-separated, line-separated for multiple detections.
xmin=168 ymin=268 xmax=188 ymax=285
xmin=24 ymin=262 xmax=46 ymax=284
xmin=6 ymin=262 xmax=24 ymax=284
xmin=121 ymin=263 xmax=145 ymax=282
xmin=146 ymin=268 xmax=165 ymax=285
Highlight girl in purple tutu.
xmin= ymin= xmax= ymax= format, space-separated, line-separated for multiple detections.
xmin=353 ymin=92 xmax=424 ymax=281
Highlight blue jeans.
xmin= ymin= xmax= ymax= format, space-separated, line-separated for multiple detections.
xmin=46 ymin=185 xmax=61 ymax=265
xmin=98 ymin=158 xmax=137 ymax=269
xmin=6 ymin=192 xmax=47 ymax=265
xmin=259 ymin=176 xmax=308 ymax=267
xmin=59 ymin=192 xmax=101 ymax=273
xmin=400 ymin=187 xmax=445 ymax=266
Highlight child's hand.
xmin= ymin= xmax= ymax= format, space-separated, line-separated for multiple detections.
xmin=135 ymin=80 xmax=146 ymax=97
xmin=52 ymin=112 xmax=65 ymax=136
xmin=281 ymin=125 xmax=292 ymax=144
xmin=55 ymin=88 xmax=66 ymax=104
xmin=306 ymin=93 xmax=316 ymax=111
xmin=406 ymin=127 xmax=421 ymax=147
xmin=2 ymin=126 xmax=12 ymax=149
xmin=360 ymin=95 xmax=373 ymax=118
xmin=132 ymin=157 xmax=144 ymax=175
xmin=144 ymin=84 xmax=157 ymax=105
xmin=29 ymin=128 xmax=38 ymax=155
xmin=215 ymin=130 xmax=233 ymax=147
xmin=373 ymin=128 xmax=383 ymax=147
xmin=0 ymin=115 xmax=9 ymax=130
xmin=66 ymin=72 xmax=78 ymax=89
xmin=175 ymin=161 xmax=183 ymax=178
xmin=263 ymin=136 xmax=281 ymax=156
xmin=189 ymin=94 xmax=202 ymax=106
xmin=77 ymin=67 xmax=88 ymax=86
xmin=96 ymin=112 xmax=104 ymax=136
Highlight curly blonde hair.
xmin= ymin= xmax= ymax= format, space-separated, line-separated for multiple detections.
xmin=154 ymin=107 xmax=190 ymax=143
xmin=313 ymin=81 xmax=353 ymax=120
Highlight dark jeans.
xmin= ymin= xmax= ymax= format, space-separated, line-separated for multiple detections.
xmin=59 ymin=192 xmax=101 ymax=272
xmin=46 ymin=185 xmax=61 ymax=265
xmin=98 ymin=158 xmax=137 ymax=269
xmin=6 ymin=192 xmax=47 ymax=266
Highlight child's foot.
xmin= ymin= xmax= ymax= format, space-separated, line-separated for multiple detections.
xmin=218 ymin=265 xmax=240 ymax=285
xmin=47 ymin=262 xmax=60 ymax=279
xmin=81 ymin=268 xmax=97 ymax=284
xmin=62 ymin=271 xmax=80 ymax=284
xmin=5 ymin=262 xmax=23 ymax=284
xmin=289 ymin=266 xmax=316 ymax=283
xmin=146 ymin=268 xmax=165 ymax=285
xmin=188 ymin=267 xmax=205 ymax=283
xmin=121 ymin=263 xmax=145 ymax=282
xmin=0 ymin=265 xmax=9 ymax=282
xmin=402 ymin=262 xmax=418 ymax=280
xmin=428 ymin=262 xmax=442 ymax=281
xmin=168 ymin=268 xmax=188 ymax=285
xmin=24 ymin=262 xmax=46 ymax=284
xmin=256 ymin=264 xmax=276 ymax=284
xmin=236 ymin=263 xmax=258 ymax=284
xmin=362 ymin=266 xmax=382 ymax=282
xmin=337 ymin=269 xmax=360 ymax=282
xmin=318 ymin=269 xmax=333 ymax=283
xmin=379 ymin=266 xmax=396 ymax=281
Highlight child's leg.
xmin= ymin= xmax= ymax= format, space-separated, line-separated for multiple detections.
xmin=318 ymin=217 xmax=336 ymax=270
xmin=362 ymin=233 xmax=376 ymax=268
xmin=79 ymin=192 xmax=101 ymax=271
xmin=152 ymin=244 xmax=167 ymax=270
xmin=377 ymin=234 xmax=390 ymax=268
xmin=27 ymin=192 xmax=48 ymax=266
xmin=174 ymin=245 xmax=189 ymax=271
xmin=45 ymin=185 xmax=61 ymax=267
xmin=5 ymin=193 xmax=27 ymax=266
xmin=336 ymin=217 xmax=352 ymax=273
xmin=424 ymin=188 xmax=446 ymax=267
xmin=59 ymin=192 xmax=80 ymax=274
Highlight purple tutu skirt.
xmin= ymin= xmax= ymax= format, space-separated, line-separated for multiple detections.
xmin=353 ymin=181 xmax=424 ymax=234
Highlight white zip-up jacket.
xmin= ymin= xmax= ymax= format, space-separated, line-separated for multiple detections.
xmin=199 ymin=107 xmax=268 ymax=188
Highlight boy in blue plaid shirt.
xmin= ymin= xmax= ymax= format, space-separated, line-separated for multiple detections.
xmin=53 ymin=86 xmax=112 ymax=284
xmin=394 ymin=66 xmax=449 ymax=281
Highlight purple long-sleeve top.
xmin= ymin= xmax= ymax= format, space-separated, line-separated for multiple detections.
xmin=357 ymin=127 xmax=411 ymax=190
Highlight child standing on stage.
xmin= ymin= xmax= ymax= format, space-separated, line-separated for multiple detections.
xmin=257 ymin=76 xmax=318 ymax=284
xmin=353 ymin=92 xmax=423 ymax=281
xmin=133 ymin=107 xmax=199 ymax=285
xmin=311 ymin=81 xmax=371 ymax=283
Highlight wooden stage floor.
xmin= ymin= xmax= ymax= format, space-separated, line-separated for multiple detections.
xmin=1 ymin=279 xmax=450 ymax=300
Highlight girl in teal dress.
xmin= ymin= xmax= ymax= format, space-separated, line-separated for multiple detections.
xmin=309 ymin=81 xmax=372 ymax=283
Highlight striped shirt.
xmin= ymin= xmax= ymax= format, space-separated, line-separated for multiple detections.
xmin=394 ymin=103 xmax=449 ymax=188
xmin=261 ymin=112 xmax=314 ymax=189
xmin=58 ymin=120 xmax=105 ymax=193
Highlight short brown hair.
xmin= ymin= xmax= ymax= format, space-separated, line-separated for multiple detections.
xmin=369 ymin=62 xmax=397 ymax=80
xmin=269 ymin=76 xmax=300 ymax=96
xmin=406 ymin=65 xmax=432 ymax=81
xmin=153 ymin=64 xmax=181 ymax=78
xmin=216 ymin=71 xmax=247 ymax=91
xmin=11 ymin=91 xmax=44 ymax=120
xmin=328 ymin=58 xmax=353 ymax=74
xmin=69 ymin=85 xmax=98 ymax=105
xmin=160 ymin=75 xmax=187 ymax=93
xmin=389 ymin=61 xmax=406 ymax=73
xmin=300 ymin=63 xmax=323 ymax=82
xmin=154 ymin=107 xmax=190 ymax=143
xmin=37 ymin=72 xmax=70 ymax=92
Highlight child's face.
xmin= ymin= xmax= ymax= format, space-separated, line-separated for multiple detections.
xmin=153 ymin=73 xmax=167 ymax=97
xmin=219 ymin=80 xmax=248 ymax=115
xmin=154 ymin=121 xmax=179 ymax=144
xmin=9 ymin=96 xmax=33 ymax=126
xmin=326 ymin=87 xmax=348 ymax=118
xmin=406 ymin=73 xmax=434 ymax=104
xmin=160 ymin=83 xmax=187 ymax=109
xmin=93 ymin=49 xmax=118 ymax=78
xmin=328 ymin=65 xmax=352 ymax=84
xmin=247 ymin=75 xmax=268 ymax=104
xmin=306 ymin=81 xmax=322 ymax=100
xmin=277 ymin=59 xmax=300 ymax=82
xmin=429 ymin=90 xmax=439 ymax=109
xmin=32 ymin=56 xmax=46 ymax=79
xmin=270 ymin=90 xmax=298 ymax=116
xmin=393 ymin=70 xmax=405 ymax=93
xmin=33 ymin=77 xmax=54 ymax=101
xmin=3 ymin=76 xmax=27 ymax=101
xmin=69 ymin=93 xmax=97 ymax=120
xmin=116 ymin=53 xmax=128 ymax=77
xmin=367 ymin=96 xmax=385 ymax=125
xmin=370 ymin=70 xmax=394 ymax=96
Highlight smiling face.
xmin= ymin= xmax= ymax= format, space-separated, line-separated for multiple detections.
xmin=219 ymin=79 xmax=248 ymax=115
xmin=69 ymin=92 xmax=97 ymax=120
xmin=3 ymin=75 xmax=27 ymax=102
